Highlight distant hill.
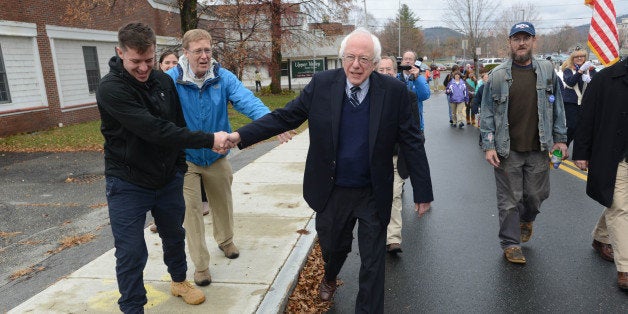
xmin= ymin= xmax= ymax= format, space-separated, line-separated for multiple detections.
xmin=424 ymin=14 xmax=627 ymax=40
xmin=424 ymin=27 xmax=463 ymax=42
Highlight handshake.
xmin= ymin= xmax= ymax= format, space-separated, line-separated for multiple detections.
xmin=211 ymin=130 xmax=296 ymax=154
xmin=211 ymin=131 xmax=240 ymax=154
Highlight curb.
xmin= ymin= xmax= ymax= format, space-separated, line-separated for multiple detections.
xmin=256 ymin=216 xmax=317 ymax=313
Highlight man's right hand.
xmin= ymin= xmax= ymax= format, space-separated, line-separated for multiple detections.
xmin=485 ymin=149 xmax=500 ymax=168
xmin=227 ymin=132 xmax=241 ymax=145
xmin=212 ymin=131 xmax=233 ymax=154
xmin=574 ymin=160 xmax=589 ymax=171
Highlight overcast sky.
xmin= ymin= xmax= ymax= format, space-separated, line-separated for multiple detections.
xmin=361 ymin=0 xmax=628 ymax=32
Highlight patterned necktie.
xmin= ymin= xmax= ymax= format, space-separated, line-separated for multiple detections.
xmin=349 ymin=86 xmax=361 ymax=108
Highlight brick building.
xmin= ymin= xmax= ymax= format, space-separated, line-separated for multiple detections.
xmin=0 ymin=0 xmax=353 ymax=137
xmin=0 ymin=0 xmax=217 ymax=136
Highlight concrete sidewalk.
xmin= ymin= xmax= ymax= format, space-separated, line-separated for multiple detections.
xmin=9 ymin=131 xmax=316 ymax=314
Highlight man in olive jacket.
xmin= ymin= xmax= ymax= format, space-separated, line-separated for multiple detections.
xmin=573 ymin=57 xmax=628 ymax=290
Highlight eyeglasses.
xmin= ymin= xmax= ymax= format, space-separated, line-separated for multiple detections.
xmin=510 ymin=35 xmax=532 ymax=43
xmin=378 ymin=67 xmax=394 ymax=72
xmin=573 ymin=55 xmax=586 ymax=59
xmin=342 ymin=55 xmax=373 ymax=66
xmin=187 ymin=48 xmax=212 ymax=57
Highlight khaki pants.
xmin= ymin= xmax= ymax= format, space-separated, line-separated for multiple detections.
xmin=183 ymin=158 xmax=234 ymax=271
xmin=449 ymin=102 xmax=466 ymax=125
xmin=592 ymin=161 xmax=628 ymax=272
xmin=387 ymin=156 xmax=405 ymax=245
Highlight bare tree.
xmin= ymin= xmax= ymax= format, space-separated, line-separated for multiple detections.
xmin=63 ymin=0 xmax=198 ymax=35
xmin=205 ymin=0 xmax=353 ymax=93
xmin=444 ymin=0 xmax=498 ymax=72
xmin=376 ymin=4 xmax=425 ymax=58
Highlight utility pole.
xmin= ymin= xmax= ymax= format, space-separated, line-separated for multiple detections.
xmin=398 ymin=0 xmax=401 ymax=57
xmin=363 ymin=0 xmax=368 ymax=28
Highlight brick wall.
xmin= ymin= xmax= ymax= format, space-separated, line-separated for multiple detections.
xmin=0 ymin=0 xmax=185 ymax=136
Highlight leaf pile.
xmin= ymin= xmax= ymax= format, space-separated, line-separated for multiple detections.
xmin=285 ymin=241 xmax=342 ymax=313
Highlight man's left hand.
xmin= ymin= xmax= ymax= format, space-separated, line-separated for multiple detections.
xmin=415 ymin=202 xmax=431 ymax=218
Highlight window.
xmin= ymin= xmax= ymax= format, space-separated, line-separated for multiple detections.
xmin=82 ymin=46 xmax=100 ymax=93
xmin=0 ymin=45 xmax=10 ymax=103
xmin=281 ymin=61 xmax=289 ymax=77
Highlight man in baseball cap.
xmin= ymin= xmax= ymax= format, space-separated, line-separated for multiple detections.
xmin=509 ymin=21 xmax=536 ymax=37
xmin=480 ymin=20 xmax=568 ymax=265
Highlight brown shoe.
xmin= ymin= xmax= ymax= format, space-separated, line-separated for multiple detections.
xmin=171 ymin=280 xmax=206 ymax=305
xmin=149 ymin=223 xmax=157 ymax=233
xmin=520 ymin=221 xmax=533 ymax=243
xmin=618 ymin=272 xmax=628 ymax=290
xmin=194 ymin=268 xmax=211 ymax=286
xmin=386 ymin=243 xmax=402 ymax=254
xmin=319 ymin=279 xmax=337 ymax=301
xmin=592 ymin=240 xmax=614 ymax=262
xmin=504 ymin=246 xmax=526 ymax=264
xmin=219 ymin=242 xmax=240 ymax=259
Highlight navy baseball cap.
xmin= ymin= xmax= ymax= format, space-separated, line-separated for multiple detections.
xmin=509 ymin=22 xmax=535 ymax=37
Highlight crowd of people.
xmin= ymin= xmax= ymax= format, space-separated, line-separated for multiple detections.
xmin=95 ymin=20 xmax=626 ymax=314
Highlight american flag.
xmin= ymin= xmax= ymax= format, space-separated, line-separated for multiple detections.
xmin=585 ymin=0 xmax=620 ymax=66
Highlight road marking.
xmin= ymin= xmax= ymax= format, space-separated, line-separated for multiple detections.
xmin=556 ymin=159 xmax=588 ymax=181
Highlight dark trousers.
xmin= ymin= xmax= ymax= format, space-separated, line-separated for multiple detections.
xmin=255 ymin=80 xmax=262 ymax=92
xmin=493 ymin=151 xmax=550 ymax=248
xmin=564 ymin=102 xmax=581 ymax=146
xmin=106 ymin=173 xmax=187 ymax=314
xmin=315 ymin=186 xmax=386 ymax=314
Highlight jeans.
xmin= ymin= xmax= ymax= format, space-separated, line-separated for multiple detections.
xmin=106 ymin=173 xmax=187 ymax=314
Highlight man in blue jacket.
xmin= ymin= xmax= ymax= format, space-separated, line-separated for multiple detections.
xmin=166 ymin=29 xmax=289 ymax=287
xmin=397 ymin=50 xmax=431 ymax=132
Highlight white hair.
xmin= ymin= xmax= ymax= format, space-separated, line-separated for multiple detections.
xmin=338 ymin=27 xmax=382 ymax=64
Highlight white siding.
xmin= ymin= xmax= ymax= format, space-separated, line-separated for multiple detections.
xmin=53 ymin=39 xmax=115 ymax=108
xmin=0 ymin=35 xmax=46 ymax=113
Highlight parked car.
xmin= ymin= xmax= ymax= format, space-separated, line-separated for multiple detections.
xmin=482 ymin=58 xmax=503 ymax=67
xmin=431 ymin=63 xmax=446 ymax=71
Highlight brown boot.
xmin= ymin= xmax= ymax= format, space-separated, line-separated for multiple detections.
xmin=219 ymin=242 xmax=240 ymax=259
xmin=194 ymin=268 xmax=211 ymax=286
xmin=618 ymin=272 xmax=628 ymax=290
xmin=318 ymin=279 xmax=337 ymax=301
xmin=520 ymin=222 xmax=533 ymax=243
xmin=592 ymin=240 xmax=614 ymax=262
xmin=503 ymin=246 xmax=526 ymax=264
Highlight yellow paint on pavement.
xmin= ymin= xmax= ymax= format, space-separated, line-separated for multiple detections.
xmin=88 ymin=283 xmax=169 ymax=311
xmin=555 ymin=159 xmax=588 ymax=181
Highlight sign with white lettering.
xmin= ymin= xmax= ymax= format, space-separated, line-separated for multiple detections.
xmin=291 ymin=59 xmax=324 ymax=78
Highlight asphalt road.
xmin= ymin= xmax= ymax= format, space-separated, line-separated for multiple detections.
xmin=326 ymin=92 xmax=628 ymax=312
xmin=0 ymin=141 xmax=278 ymax=312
